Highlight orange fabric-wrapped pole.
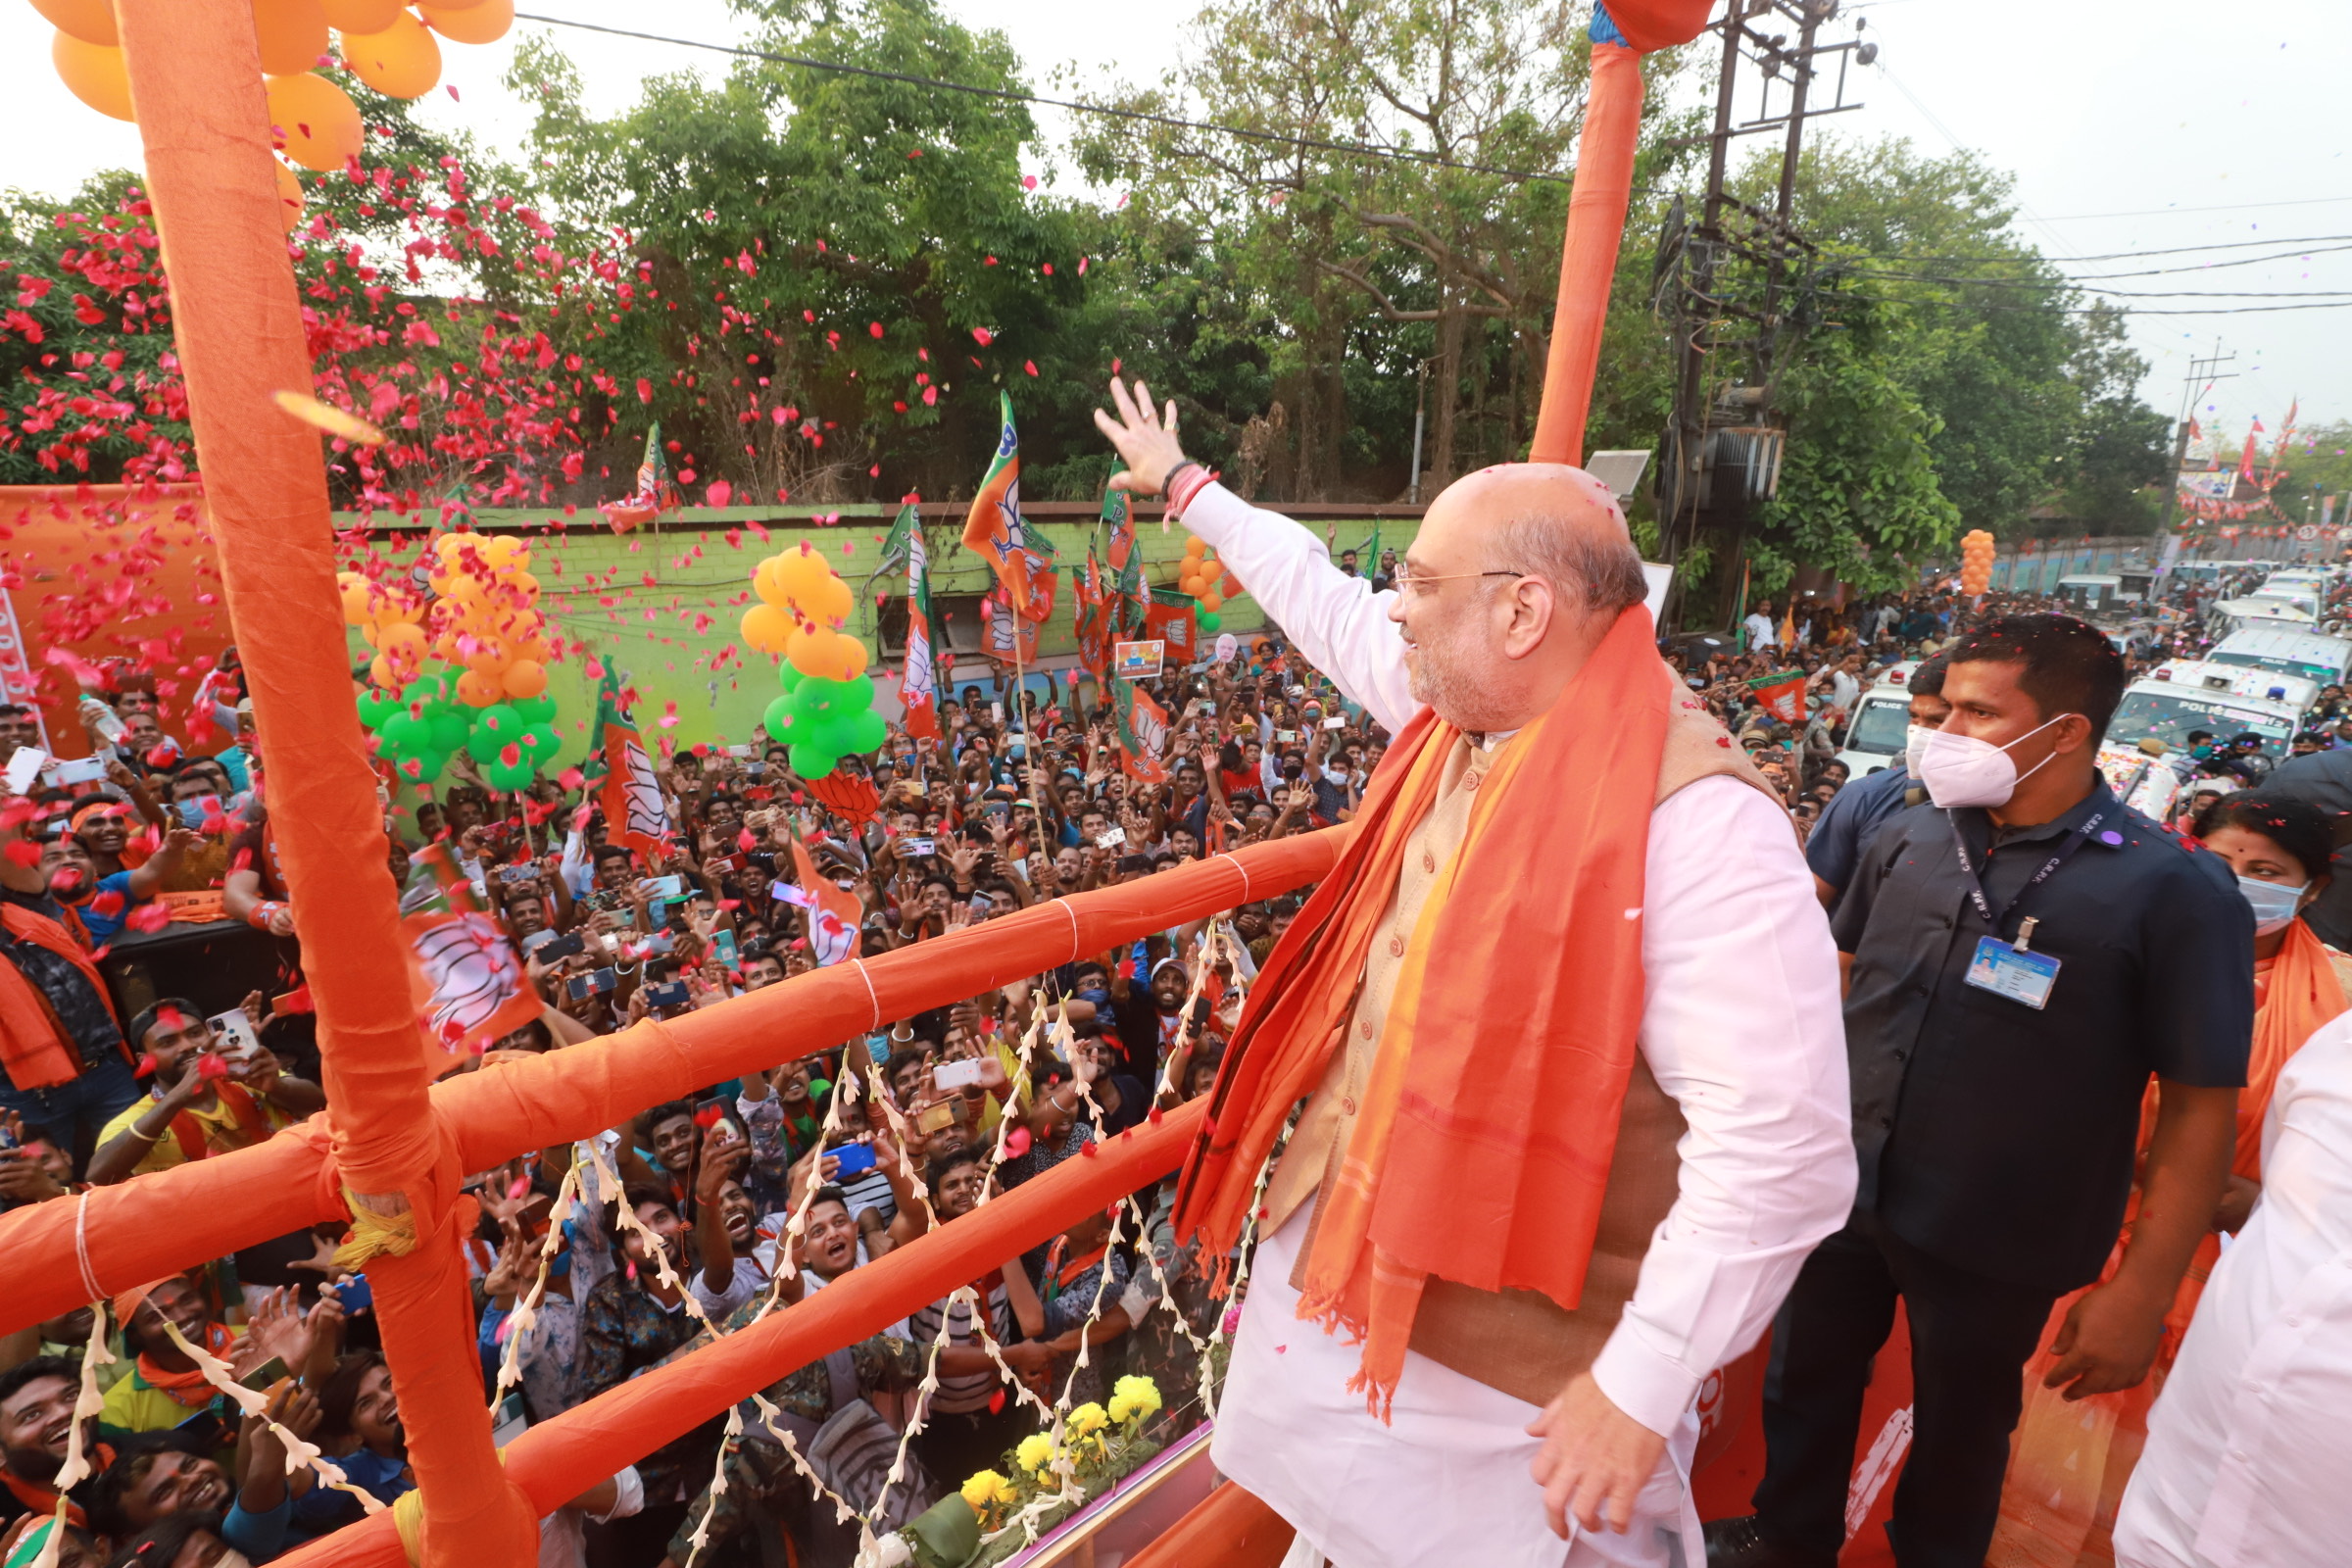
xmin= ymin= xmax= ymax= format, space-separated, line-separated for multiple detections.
xmin=108 ymin=7 xmax=535 ymax=1565
xmin=274 ymin=1099 xmax=1211 ymax=1568
xmin=0 ymin=829 xmax=1345 ymax=1333
xmin=1526 ymin=40 xmax=1643 ymax=466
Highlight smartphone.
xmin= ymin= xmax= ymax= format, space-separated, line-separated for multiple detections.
xmin=209 ymin=1009 xmax=260 ymax=1062
xmin=335 ymin=1275 xmax=374 ymax=1314
xmin=1201 ymin=702 xmax=1216 ymax=715
xmin=1322 ymin=716 xmax=1346 ymax=731
xmin=239 ymin=1355 xmax=290 ymax=1392
xmin=644 ymin=979 xmax=691 ymax=1013
xmin=704 ymin=854 xmax=742 ymax=877
xmin=497 ymin=863 xmax=539 ymax=885
xmin=725 ymin=743 xmax=757 ymax=759
xmin=4 ymin=748 xmax=47 ymax=795
xmin=45 ymin=757 xmax=108 ymax=787
xmin=566 ymin=967 xmax=618 ymax=1000
xmin=903 ymin=837 xmax=935 ymax=858
xmin=934 ymin=1058 xmax=985 ymax=1092
xmin=917 ymin=1101 xmax=957 ymax=1134
xmin=1096 ymin=827 xmax=1126 ymax=849
xmin=829 ymin=1142 xmax=877 ymax=1178
xmin=989 ymin=702 xmax=1004 ymax=722
xmin=710 ymin=929 xmax=739 ymax=968
xmin=1276 ymin=729 xmax=1298 ymax=743
xmin=637 ymin=873 xmax=685 ymax=900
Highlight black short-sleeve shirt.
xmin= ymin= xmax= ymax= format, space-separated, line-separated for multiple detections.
xmin=1832 ymin=783 xmax=2252 ymax=1292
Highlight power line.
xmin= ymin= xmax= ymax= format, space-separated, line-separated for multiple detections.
xmin=2031 ymin=195 xmax=2352 ymax=221
xmin=512 ymin=11 xmax=1584 ymax=188
xmin=1842 ymin=243 xmax=2352 ymax=287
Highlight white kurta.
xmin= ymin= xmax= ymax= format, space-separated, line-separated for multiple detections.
xmin=1182 ymin=482 xmax=1855 ymax=1566
xmin=2113 ymin=1013 xmax=2352 ymax=1568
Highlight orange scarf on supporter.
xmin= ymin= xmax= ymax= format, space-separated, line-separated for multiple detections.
xmin=0 ymin=903 xmax=122 ymax=1091
xmin=2239 ymin=917 xmax=2342 ymax=1176
xmin=1175 ymin=607 xmax=1667 ymax=1415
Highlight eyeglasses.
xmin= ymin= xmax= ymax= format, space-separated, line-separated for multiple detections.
xmin=1391 ymin=564 xmax=1526 ymax=596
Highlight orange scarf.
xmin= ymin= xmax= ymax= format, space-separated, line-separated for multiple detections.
xmin=138 ymin=1320 xmax=235 ymax=1408
xmin=0 ymin=902 xmax=122 ymax=1091
xmin=2241 ymin=919 xmax=2343 ymax=1177
xmin=1176 ymin=607 xmax=1665 ymax=1413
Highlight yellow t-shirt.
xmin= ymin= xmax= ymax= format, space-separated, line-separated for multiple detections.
xmin=97 ymin=1089 xmax=290 ymax=1177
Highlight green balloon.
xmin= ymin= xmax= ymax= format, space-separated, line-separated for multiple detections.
xmin=840 ymin=708 xmax=887 ymax=755
xmin=788 ymin=742 xmax=839 ymax=779
xmin=471 ymin=703 xmax=522 ymax=741
xmin=519 ymin=723 xmax=560 ymax=756
xmin=485 ymin=761 xmax=533 ymax=792
xmin=427 ymin=710 xmax=471 ymax=753
xmin=778 ymin=663 xmax=806 ymax=694
xmin=377 ymin=712 xmax=427 ymax=755
xmin=510 ymin=695 xmax=558 ymax=724
xmin=1197 ymin=609 xmax=1222 ymax=634
xmin=401 ymin=673 xmax=449 ymax=710
xmin=840 ymin=675 xmax=876 ymax=713
xmin=357 ymin=690 xmax=402 ymax=728
xmin=795 ymin=677 xmax=853 ymax=717
xmin=762 ymin=693 xmax=801 ymax=745
xmin=400 ymin=749 xmax=447 ymax=785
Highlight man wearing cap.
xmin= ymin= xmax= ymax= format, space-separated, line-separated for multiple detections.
xmin=1093 ymin=378 xmax=1853 ymax=1568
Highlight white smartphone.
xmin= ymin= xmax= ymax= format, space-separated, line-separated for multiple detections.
xmin=209 ymin=1009 xmax=261 ymax=1061
xmin=45 ymin=757 xmax=108 ymax=786
xmin=4 ymin=748 xmax=47 ymax=795
xmin=1322 ymin=716 xmax=1346 ymax=730
xmin=934 ymin=1058 xmax=986 ymax=1091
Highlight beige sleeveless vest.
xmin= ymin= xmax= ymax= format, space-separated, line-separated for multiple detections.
xmin=1263 ymin=662 xmax=1783 ymax=1405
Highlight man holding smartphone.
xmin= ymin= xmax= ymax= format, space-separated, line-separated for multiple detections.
xmin=86 ymin=999 xmax=323 ymax=1185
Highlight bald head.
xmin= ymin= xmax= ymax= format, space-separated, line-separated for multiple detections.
xmin=1422 ymin=465 xmax=1647 ymax=616
xmin=1390 ymin=464 xmax=1649 ymax=732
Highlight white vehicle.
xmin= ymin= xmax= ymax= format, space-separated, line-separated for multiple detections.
xmin=1836 ymin=661 xmax=1923 ymax=777
xmin=2213 ymin=595 xmax=2320 ymax=635
xmin=2249 ymin=582 xmax=2325 ymax=619
xmin=2054 ymin=574 xmax=2126 ymax=614
xmin=2208 ymin=625 xmax=2352 ymax=687
xmin=2097 ymin=660 xmax=2316 ymax=820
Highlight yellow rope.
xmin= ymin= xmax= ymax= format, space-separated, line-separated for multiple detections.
xmin=333 ymin=1188 xmax=419 ymax=1272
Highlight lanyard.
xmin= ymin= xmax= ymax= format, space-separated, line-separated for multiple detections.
xmin=1948 ymin=809 xmax=2103 ymax=944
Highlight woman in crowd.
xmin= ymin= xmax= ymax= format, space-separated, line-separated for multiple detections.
xmin=1989 ymin=792 xmax=2351 ymax=1565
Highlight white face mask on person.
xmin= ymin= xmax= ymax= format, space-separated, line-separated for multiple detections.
xmin=1904 ymin=723 xmax=1937 ymax=776
xmin=1915 ymin=715 xmax=2068 ymax=809
xmin=2237 ymin=875 xmax=2309 ymax=937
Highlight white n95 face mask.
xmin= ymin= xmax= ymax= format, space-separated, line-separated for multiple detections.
xmin=1915 ymin=716 xmax=2065 ymax=809
xmin=2237 ymin=875 xmax=2309 ymax=936
xmin=1904 ymin=723 xmax=1937 ymax=776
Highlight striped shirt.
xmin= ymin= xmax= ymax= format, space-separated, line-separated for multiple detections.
xmin=906 ymin=1279 xmax=1014 ymax=1415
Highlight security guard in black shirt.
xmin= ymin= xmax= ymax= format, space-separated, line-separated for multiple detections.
xmin=1710 ymin=615 xmax=2252 ymax=1568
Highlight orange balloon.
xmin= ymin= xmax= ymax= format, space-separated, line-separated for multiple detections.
xmin=340 ymin=11 xmax=440 ymax=99
xmin=1178 ymin=574 xmax=1204 ymax=596
xmin=454 ymin=668 xmax=504 ymax=706
xmin=785 ymin=624 xmax=843 ymax=680
xmin=377 ymin=622 xmax=427 ymax=662
xmin=253 ymin=0 xmax=331 ymax=75
xmin=420 ymin=0 xmax=512 ymax=44
xmin=1200 ymin=591 xmax=1224 ymax=612
xmin=1200 ymin=559 xmax=1225 ymax=582
xmin=319 ymin=0 xmax=406 ymax=27
xmin=265 ymin=73 xmax=364 ymax=172
xmin=52 ymin=33 xmax=133 ymax=122
xmin=369 ymin=654 xmax=400 ymax=689
xmin=501 ymin=661 xmax=548 ymax=700
xmin=274 ymin=162 xmax=306 ymax=232
xmin=29 ymin=0 xmax=116 ymax=47
xmin=741 ymin=602 xmax=794 ymax=655
xmin=806 ymin=573 xmax=854 ymax=628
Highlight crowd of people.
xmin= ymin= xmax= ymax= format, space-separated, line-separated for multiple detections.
xmin=2 ymin=537 xmax=2348 ymax=1568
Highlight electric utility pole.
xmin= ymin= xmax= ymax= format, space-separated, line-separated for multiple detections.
xmin=2158 ymin=339 xmax=2237 ymax=537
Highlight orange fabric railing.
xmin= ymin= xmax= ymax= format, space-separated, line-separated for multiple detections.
xmin=274 ymin=1097 xmax=1210 ymax=1568
xmin=1126 ymin=1481 xmax=1298 ymax=1568
xmin=1 ymin=831 xmax=1344 ymax=1333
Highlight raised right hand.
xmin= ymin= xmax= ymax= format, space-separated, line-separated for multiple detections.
xmin=1092 ymin=377 xmax=1188 ymax=495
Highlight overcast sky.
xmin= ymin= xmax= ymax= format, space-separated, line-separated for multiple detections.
xmin=5 ymin=0 xmax=2344 ymax=446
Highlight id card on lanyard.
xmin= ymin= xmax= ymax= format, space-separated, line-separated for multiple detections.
xmin=1952 ymin=810 xmax=2100 ymax=1011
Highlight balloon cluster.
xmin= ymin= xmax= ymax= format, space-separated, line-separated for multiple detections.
xmin=743 ymin=543 xmax=887 ymax=777
xmin=1959 ymin=529 xmax=1995 ymax=598
xmin=420 ymin=531 xmax=554 ymax=706
xmin=39 ymin=0 xmax=516 ymax=230
xmin=1177 ymin=535 xmax=1229 ymax=633
xmin=356 ymin=669 xmax=558 ymax=790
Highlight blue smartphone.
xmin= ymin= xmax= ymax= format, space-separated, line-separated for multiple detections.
xmin=335 ymin=1274 xmax=374 ymax=1314
xmin=829 ymin=1143 xmax=876 ymax=1179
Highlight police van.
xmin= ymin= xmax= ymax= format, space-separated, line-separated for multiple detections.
xmin=1836 ymin=662 xmax=1924 ymax=777
xmin=2208 ymin=624 xmax=2352 ymax=687
xmin=2097 ymin=660 xmax=2319 ymax=820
